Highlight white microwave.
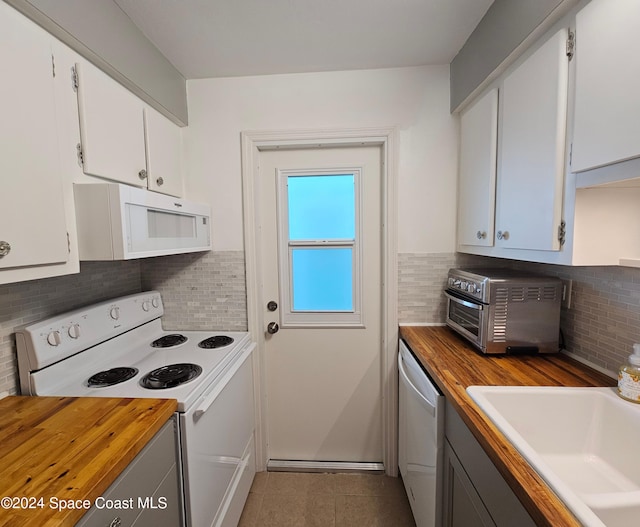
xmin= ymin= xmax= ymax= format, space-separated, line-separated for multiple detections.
xmin=74 ymin=183 xmax=211 ymax=260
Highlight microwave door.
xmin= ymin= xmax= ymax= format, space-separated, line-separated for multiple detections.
xmin=126 ymin=204 xmax=209 ymax=257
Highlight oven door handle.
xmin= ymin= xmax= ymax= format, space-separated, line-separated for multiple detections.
xmin=193 ymin=342 xmax=255 ymax=419
xmin=444 ymin=291 xmax=484 ymax=310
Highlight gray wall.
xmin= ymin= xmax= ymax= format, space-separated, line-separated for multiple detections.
xmin=450 ymin=0 xmax=576 ymax=112
xmin=4 ymin=0 xmax=188 ymax=125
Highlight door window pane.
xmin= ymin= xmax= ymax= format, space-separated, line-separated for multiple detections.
xmin=291 ymin=248 xmax=353 ymax=311
xmin=288 ymin=175 xmax=355 ymax=240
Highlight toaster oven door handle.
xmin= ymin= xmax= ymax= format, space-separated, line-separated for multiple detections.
xmin=444 ymin=291 xmax=484 ymax=310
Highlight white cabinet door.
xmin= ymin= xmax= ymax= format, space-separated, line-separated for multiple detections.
xmin=145 ymin=108 xmax=184 ymax=197
xmin=458 ymin=89 xmax=498 ymax=247
xmin=0 ymin=1 xmax=68 ymax=272
xmin=496 ymin=28 xmax=569 ymax=251
xmin=75 ymin=61 xmax=147 ymax=187
xmin=572 ymin=0 xmax=640 ymax=173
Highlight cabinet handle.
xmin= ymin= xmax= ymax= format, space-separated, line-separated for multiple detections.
xmin=138 ymin=169 xmax=147 ymax=180
xmin=0 ymin=241 xmax=11 ymax=258
xmin=476 ymin=231 xmax=486 ymax=240
xmin=156 ymin=176 xmax=164 ymax=186
xmin=496 ymin=230 xmax=510 ymax=241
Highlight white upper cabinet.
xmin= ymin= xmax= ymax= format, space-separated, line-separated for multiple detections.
xmin=75 ymin=62 xmax=184 ymax=197
xmin=572 ymin=0 xmax=640 ymax=173
xmin=75 ymin=61 xmax=147 ymax=187
xmin=457 ymin=88 xmax=498 ymax=247
xmin=0 ymin=1 xmax=69 ymax=277
xmin=495 ymin=28 xmax=569 ymax=252
xmin=145 ymin=108 xmax=184 ymax=197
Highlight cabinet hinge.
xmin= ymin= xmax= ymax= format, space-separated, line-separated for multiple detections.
xmin=71 ymin=65 xmax=79 ymax=92
xmin=76 ymin=143 xmax=84 ymax=167
xmin=569 ymin=143 xmax=573 ymax=167
xmin=51 ymin=54 xmax=55 ymax=78
xmin=566 ymin=30 xmax=575 ymax=61
xmin=67 ymin=232 xmax=71 ymax=254
xmin=558 ymin=220 xmax=566 ymax=246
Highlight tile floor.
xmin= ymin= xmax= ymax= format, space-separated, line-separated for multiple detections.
xmin=238 ymin=472 xmax=417 ymax=527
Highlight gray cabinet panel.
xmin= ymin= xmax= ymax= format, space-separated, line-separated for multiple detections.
xmin=444 ymin=401 xmax=536 ymax=527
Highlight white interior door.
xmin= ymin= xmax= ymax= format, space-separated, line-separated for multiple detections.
xmin=259 ymin=145 xmax=383 ymax=467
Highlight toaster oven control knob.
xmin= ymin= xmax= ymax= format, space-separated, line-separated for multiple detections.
xmin=467 ymin=283 xmax=477 ymax=294
xmin=47 ymin=330 xmax=62 ymax=346
xmin=142 ymin=301 xmax=151 ymax=312
xmin=152 ymin=297 xmax=160 ymax=308
xmin=109 ymin=307 xmax=120 ymax=320
xmin=68 ymin=324 xmax=81 ymax=339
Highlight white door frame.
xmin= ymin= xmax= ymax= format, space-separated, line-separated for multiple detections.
xmin=241 ymin=127 xmax=399 ymax=476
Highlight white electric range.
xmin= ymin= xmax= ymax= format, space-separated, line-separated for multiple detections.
xmin=16 ymin=291 xmax=256 ymax=527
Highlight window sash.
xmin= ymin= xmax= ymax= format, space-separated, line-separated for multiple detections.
xmin=277 ymin=168 xmax=363 ymax=328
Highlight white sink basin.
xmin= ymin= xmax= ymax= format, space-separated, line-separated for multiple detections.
xmin=466 ymin=385 xmax=640 ymax=527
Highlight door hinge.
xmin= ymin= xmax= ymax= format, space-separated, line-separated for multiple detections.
xmin=51 ymin=54 xmax=55 ymax=78
xmin=566 ymin=30 xmax=575 ymax=61
xmin=71 ymin=65 xmax=79 ymax=91
xmin=76 ymin=143 xmax=84 ymax=167
xmin=558 ymin=220 xmax=566 ymax=246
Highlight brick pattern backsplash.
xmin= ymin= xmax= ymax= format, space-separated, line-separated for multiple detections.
xmin=2 ymin=249 xmax=636 ymax=396
xmin=397 ymin=252 xmax=478 ymax=324
xmin=506 ymin=259 xmax=640 ymax=375
xmin=141 ymin=251 xmax=248 ymax=331
xmin=0 ymin=261 xmax=141 ymax=396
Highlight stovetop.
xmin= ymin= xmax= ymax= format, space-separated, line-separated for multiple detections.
xmin=16 ymin=292 xmax=250 ymax=412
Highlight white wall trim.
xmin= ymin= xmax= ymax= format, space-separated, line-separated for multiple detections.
xmin=241 ymin=127 xmax=399 ymax=476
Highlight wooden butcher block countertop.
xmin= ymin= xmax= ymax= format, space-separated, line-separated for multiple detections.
xmin=400 ymin=325 xmax=616 ymax=527
xmin=0 ymin=396 xmax=177 ymax=527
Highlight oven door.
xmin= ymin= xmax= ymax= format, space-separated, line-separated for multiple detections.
xmin=444 ymin=290 xmax=486 ymax=351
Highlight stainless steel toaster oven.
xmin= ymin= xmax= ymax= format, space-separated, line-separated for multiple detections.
xmin=444 ymin=268 xmax=562 ymax=354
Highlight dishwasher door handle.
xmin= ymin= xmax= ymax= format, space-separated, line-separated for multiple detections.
xmin=398 ymin=352 xmax=437 ymax=417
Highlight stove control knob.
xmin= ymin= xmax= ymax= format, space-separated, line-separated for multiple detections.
xmin=151 ymin=297 xmax=160 ymax=308
xmin=142 ymin=301 xmax=151 ymax=312
xmin=68 ymin=324 xmax=81 ymax=339
xmin=47 ymin=330 xmax=62 ymax=346
xmin=109 ymin=307 xmax=120 ymax=320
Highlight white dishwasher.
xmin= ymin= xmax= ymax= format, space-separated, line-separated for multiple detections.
xmin=398 ymin=339 xmax=444 ymax=527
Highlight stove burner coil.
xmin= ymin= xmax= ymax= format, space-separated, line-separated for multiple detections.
xmin=88 ymin=367 xmax=138 ymax=387
xmin=140 ymin=363 xmax=202 ymax=389
xmin=151 ymin=334 xmax=188 ymax=348
xmin=198 ymin=335 xmax=234 ymax=349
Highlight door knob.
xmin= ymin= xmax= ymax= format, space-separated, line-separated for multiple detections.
xmin=267 ymin=322 xmax=279 ymax=334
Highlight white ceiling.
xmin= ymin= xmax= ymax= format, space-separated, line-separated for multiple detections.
xmin=113 ymin=0 xmax=494 ymax=79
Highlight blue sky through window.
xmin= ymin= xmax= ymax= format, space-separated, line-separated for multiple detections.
xmin=287 ymin=173 xmax=356 ymax=312
xmin=291 ymin=248 xmax=353 ymax=311
xmin=288 ymin=175 xmax=355 ymax=240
